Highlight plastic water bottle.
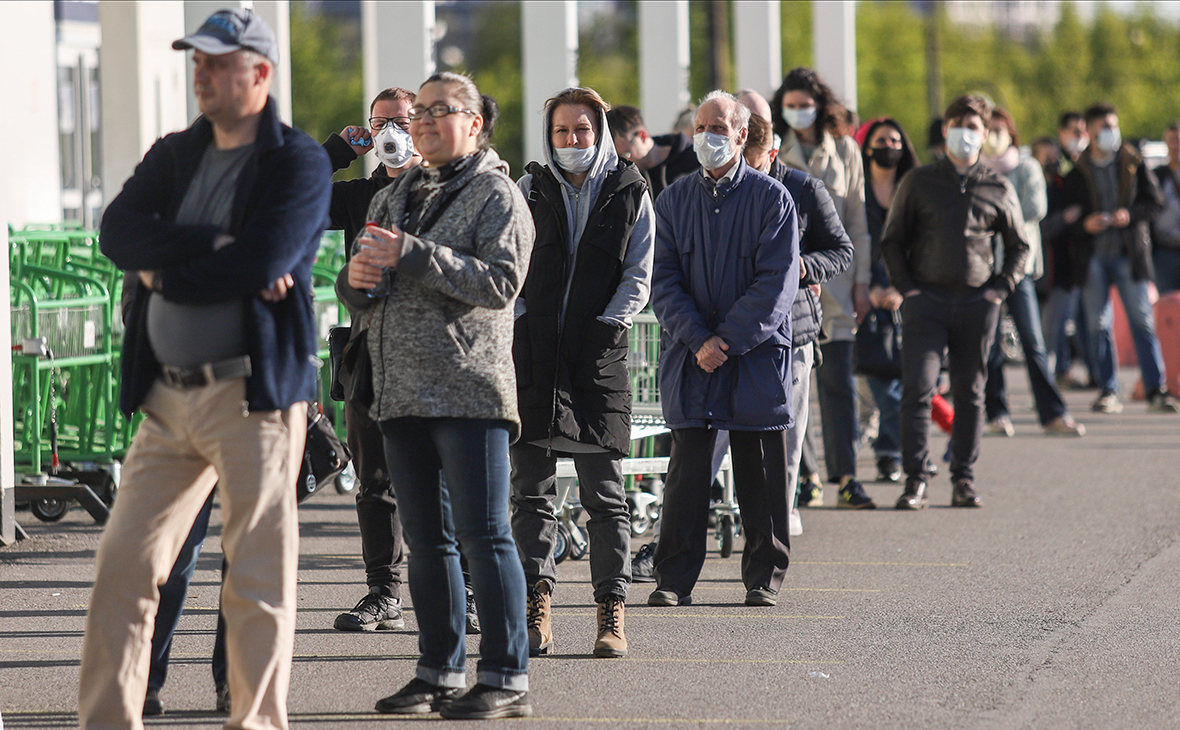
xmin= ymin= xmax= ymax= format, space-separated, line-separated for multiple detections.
xmin=353 ymin=224 xmax=390 ymax=298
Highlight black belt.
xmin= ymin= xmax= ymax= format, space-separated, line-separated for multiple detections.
xmin=159 ymin=356 xmax=252 ymax=390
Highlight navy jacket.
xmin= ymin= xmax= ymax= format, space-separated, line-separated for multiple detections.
xmin=100 ymin=97 xmax=332 ymax=416
xmin=767 ymin=161 xmax=853 ymax=345
xmin=651 ymin=156 xmax=800 ymax=431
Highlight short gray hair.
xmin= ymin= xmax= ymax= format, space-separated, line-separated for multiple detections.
xmin=699 ymin=90 xmax=751 ymax=132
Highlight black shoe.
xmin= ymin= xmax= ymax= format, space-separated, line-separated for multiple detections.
xmin=744 ymin=587 xmax=777 ymax=606
xmin=1147 ymin=388 xmax=1180 ymax=413
xmin=836 ymin=478 xmax=877 ymax=509
xmin=875 ymin=457 xmax=901 ymax=483
xmin=631 ymin=541 xmax=657 ymax=583
xmin=439 ymin=684 xmax=532 ymax=720
xmin=895 ymin=477 xmax=928 ymax=510
xmin=951 ymin=479 xmax=982 ymax=508
xmin=465 ymin=585 xmax=481 ymax=634
xmin=376 ymin=678 xmax=462 ymax=715
xmin=334 ymin=588 xmax=404 ymax=631
xmin=215 ymin=683 xmax=230 ymax=715
xmin=143 ymin=688 xmax=163 ymax=717
xmin=647 ymin=588 xmax=691 ymax=606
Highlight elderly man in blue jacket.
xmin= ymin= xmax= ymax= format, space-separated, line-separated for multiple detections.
xmin=647 ymin=91 xmax=800 ymax=608
xmin=78 ymin=10 xmax=330 ymax=730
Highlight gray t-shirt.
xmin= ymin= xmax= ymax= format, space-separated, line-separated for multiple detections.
xmin=147 ymin=143 xmax=254 ymax=367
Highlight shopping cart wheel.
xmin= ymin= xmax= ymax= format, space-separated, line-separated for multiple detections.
xmin=334 ymin=462 xmax=358 ymax=495
xmin=554 ymin=522 xmax=571 ymax=564
xmin=718 ymin=514 xmax=735 ymax=559
xmin=568 ymin=524 xmax=588 ymax=560
xmin=31 ymin=498 xmax=71 ymax=523
xmin=630 ymin=512 xmax=652 ymax=536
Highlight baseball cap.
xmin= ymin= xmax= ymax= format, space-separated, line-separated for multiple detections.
xmin=172 ymin=8 xmax=278 ymax=65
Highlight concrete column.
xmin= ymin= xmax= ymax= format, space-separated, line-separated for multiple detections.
xmin=812 ymin=0 xmax=857 ymax=112
xmin=733 ymin=0 xmax=782 ymax=98
xmin=362 ymin=0 xmax=436 ymax=174
xmin=639 ymin=0 xmax=690 ymax=134
xmin=521 ymin=1 xmax=578 ymax=167
xmin=98 ymin=2 xmax=188 ymax=198
xmin=253 ymin=1 xmax=293 ymax=123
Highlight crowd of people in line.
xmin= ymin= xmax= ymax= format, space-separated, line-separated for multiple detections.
xmin=76 ymin=8 xmax=1180 ymax=730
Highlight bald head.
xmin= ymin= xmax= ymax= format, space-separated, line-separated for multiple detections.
xmin=736 ymin=89 xmax=772 ymax=122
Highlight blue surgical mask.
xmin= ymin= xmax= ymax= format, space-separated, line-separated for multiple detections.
xmin=693 ymin=131 xmax=736 ymax=170
xmin=946 ymin=127 xmax=984 ymax=161
xmin=781 ymin=106 xmax=818 ymax=131
xmin=373 ymin=125 xmax=415 ymax=168
xmin=553 ymin=144 xmax=596 ymax=174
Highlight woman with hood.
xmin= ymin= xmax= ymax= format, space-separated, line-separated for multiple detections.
xmin=510 ymin=86 xmax=655 ymax=660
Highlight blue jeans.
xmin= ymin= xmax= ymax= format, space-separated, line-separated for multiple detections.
xmin=865 ymin=375 xmax=901 ymax=461
xmin=1154 ymin=246 xmax=1180 ymax=295
xmin=986 ymin=276 xmax=1068 ymax=425
xmin=1081 ymin=255 xmax=1167 ymax=393
xmin=379 ymin=417 xmax=528 ymax=691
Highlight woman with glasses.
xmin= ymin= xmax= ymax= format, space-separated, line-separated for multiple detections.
xmin=340 ymin=72 xmax=535 ymax=719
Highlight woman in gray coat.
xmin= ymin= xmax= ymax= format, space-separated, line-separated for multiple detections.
xmin=342 ymin=72 xmax=535 ymax=720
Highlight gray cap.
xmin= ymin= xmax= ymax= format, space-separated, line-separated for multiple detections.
xmin=173 ymin=8 xmax=278 ymax=65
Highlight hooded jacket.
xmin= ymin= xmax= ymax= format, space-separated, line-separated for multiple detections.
xmin=101 ymin=97 xmax=331 ymax=417
xmin=651 ymin=155 xmax=800 ymax=431
xmin=514 ymin=103 xmax=655 ymax=456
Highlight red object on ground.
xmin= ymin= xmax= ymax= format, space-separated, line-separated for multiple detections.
xmin=1150 ymin=291 xmax=1180 ymax=398
xmin=931 ymin=393 xmax=954 ymax=433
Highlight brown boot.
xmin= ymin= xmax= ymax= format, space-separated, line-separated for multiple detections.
xmin=593 ymin=596 xmax=627 ymax=658
xmin=526 ymin=582 xmax=554 ymax=656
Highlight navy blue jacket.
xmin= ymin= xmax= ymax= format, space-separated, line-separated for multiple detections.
xmin=651 ymin=156 xmax=800 ymax=431
xmin=767 ymin=161 xmax=853 ymax=345
xmin=100 ymin=97 xmax=332 ymax=416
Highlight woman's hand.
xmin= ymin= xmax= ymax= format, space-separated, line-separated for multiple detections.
xmin=354 ymin=224 xmax=404 ymax=271
xmin=348 ymin=259 xmax=386 ymax=290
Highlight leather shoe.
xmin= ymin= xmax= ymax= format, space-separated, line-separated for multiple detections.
xmin=648 ymin=588 xmax=692 ymax=606
xmin=744 ymin=587 xmax=777 ymax=606
xmin=951 ymin=479 xmax=982 ymax=507
xmin=895 ymin=477 xmax=928 ymax=510
xmin=376 ymin=678 xmax=462 ymax=714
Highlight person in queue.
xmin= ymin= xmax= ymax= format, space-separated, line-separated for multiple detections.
xmin=340 ymin=72 xmax=535 ymax=720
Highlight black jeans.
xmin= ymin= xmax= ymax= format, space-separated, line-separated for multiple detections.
xmin=510 ymin=444 xmax=631 ymax=602
xmin=345 ymin=395 xmax=403 ymax=599
xmin=900 ymin=290 xmax=1000 ymax=484
xmin=652 ymin=428 xmax=791 ymax=597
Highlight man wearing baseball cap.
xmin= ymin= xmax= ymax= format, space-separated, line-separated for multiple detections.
xmin=78 ymin=8 xmax=330 ymax=729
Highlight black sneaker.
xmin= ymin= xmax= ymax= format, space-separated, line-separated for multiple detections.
xmin=1147 ymin=388 xmax=1180 ymax=413
xmin=439 ymin=684 xmax=532 ymax=720
xmin=334 ymin=589 xmax=404 ymax=631
xmin=143 ymin=688 xmax=163 ymax=717
xmin=376 ymin=678 xmax=462 ymax=715
xmin=875 ymin=457 xmax=901 ymax=483
xmin=465 ymin=585 xmax=481 ymax=634
xmin=797 ymin=478 xmax=823 ymax=507
xmin=836 ymin=479 xmax=877 ymax=509
xmin=631 ymin=541 xmax=657 ymax=583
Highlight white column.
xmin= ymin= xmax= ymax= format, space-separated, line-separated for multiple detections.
xmin=812 ymin=0 xmax=857 ymax=112
xmin=733 ymin=0 xmax=782 ymax=98
xmin=99 ymin=2 xmax=188 ymax=197
xmin=0 ymin=1 xmax=62 ymax=228
xmin=639 ymin=0 xmax=690 ymax=134
xmin=362 ymin=0 xmax=436 ymax=173
xmin=521 ymin=1 xmax=578 ymax=167
xmin=253 ymin=1 xmax=293 ymax=123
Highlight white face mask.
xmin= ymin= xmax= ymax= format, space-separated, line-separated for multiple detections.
xmin=781 ymin=106 xmax=818 ymax=131
xmin=553 ymin=144 xmax=596 ymax=174
xmin=946 ymin=127 xmax=984 ymax=161
xmin=1096 ymin=127 xmax=1122 ymax=155
xmin=1063 ymin=135 xmax=1087 ymax=156
xmin=693 ymin=131 xmax=737 ymax=170
xmin=373 ymin=125 xmax=415 ymax=169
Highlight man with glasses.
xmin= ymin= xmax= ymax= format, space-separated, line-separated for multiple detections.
xmin=606 ymin=105 xmax=700 ymax=200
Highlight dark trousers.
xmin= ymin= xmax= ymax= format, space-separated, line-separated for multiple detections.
xmin=985 ymin=276 xmax=1068 ymax=425
xmin=815 ymin=340 xmax=860 ymax=481
xmin=510 ymin=444 xmax=631 ymax=602
xmin=652 ymin=428 xmax=791 ymax=597
xmin=345 ymin=395 xmax=403 ymax=599
xmin=900 ymin=290 xmax=1000 ymax=484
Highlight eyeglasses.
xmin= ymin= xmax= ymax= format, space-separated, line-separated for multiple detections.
xmin=408 ymin=104 xmax=476 ymax=121
xmin=369 ymin=117 xmax=411 ymax=131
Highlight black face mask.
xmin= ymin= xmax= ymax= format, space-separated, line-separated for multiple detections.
xmin=871 ymin=146 xmax=903 ymax=169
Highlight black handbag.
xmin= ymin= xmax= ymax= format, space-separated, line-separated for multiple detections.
xmin=296 ymin=404 xmax=352 ymax=503
xmin=337 ymin=327 xmax=374 ymax=409
xmin=854 ymin=307 xmax=903 ymax=380
xmin=327 ymin=325 xmax=350 ymax=402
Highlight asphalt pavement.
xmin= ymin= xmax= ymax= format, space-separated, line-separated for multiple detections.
xmin=2 ymin=365 xmax=1179 ymax=729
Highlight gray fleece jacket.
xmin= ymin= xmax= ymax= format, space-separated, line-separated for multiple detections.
xmin=340 ymin=148 xmax=535 ymax=438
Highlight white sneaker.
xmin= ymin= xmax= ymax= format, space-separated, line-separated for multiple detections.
xmin=986 ymin=416 xmax=1015 ymax=437
xmin=789 ymin=507 xmax=803 ymax=537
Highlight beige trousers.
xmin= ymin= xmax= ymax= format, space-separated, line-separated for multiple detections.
xmin=78 ymin=379 xmax=306 ymax=730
